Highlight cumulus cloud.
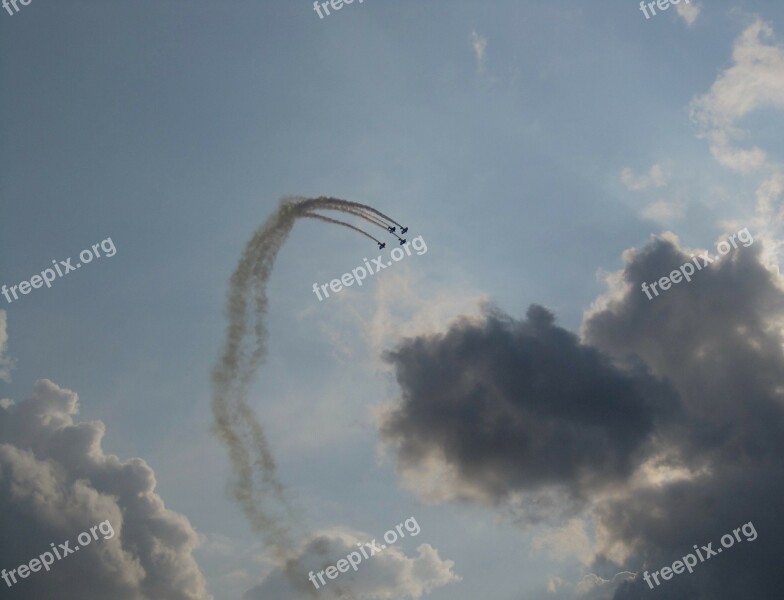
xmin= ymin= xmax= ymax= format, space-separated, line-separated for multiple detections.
xmin=243 ymin=527 xmax=460 ymax=600
xmin=579 ymin=235 xmax=784 ymax=599
xmin=0 ymin=379 xmax=211 ymax=599
xmin=378 ymin=304 xmax=681 ymax=512
xmin=0 ymin=310 xmax=15 ymax=382
xmin=675 ymin=1 xmax=700 ymax=27
xmin=620 ymin=165 xmax=668 ymax=192
xmin=582 ymin=236 xmax=784 ymax=598
xmin=377 ymin=229 xmax=784 ymax=598
xmin=690 ymin=20 xmax=784 ymax=173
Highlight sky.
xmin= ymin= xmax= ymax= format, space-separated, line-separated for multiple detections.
xmin=2 ymin=1 xmax=784 ymax=599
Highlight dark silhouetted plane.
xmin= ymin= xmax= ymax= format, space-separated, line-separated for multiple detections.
xmin=378 ymin=242 xmax=386 ymax=249
xmin=387 ymin=226 xmax=396 ymax=233
xmin=400 ymin=227 xmax=408 ymax=234
xmin=399 ymin=238 xmax=406 ymax=245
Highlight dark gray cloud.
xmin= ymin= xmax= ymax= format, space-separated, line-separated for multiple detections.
xmin=583 ymin=237 xmax=784 ymax=599
xmin=0 ymin=379 xmax=211 ymax=599
xmin=379 ymin=233 xmax=784 ymax=599
xmin=379 ymin=304 xmax=681 ymax=510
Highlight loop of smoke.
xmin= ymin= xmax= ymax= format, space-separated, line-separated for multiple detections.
xmin=211 ymin=196 xmax=398 ymax=557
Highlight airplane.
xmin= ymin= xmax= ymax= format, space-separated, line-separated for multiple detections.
xmin=387 ymin=226 xmax=396 ymax=233
xmin=399 ymin=238 xmax=407 ymax=245
xmin=378 ymin=242 xmax=386 ymax=250
xmin=400 ymin=227 xmax=408 ymax=234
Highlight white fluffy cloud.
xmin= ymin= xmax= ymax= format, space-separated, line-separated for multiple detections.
xmin=243 ymin=527 xmax=460 ymax=600
xmin=691 ymin=19 xmax=784 ymax=273
xmin=690 ymin=20 xmax=784 ymax=173
xmin=0 ymin=379 xmax=212 ymax=599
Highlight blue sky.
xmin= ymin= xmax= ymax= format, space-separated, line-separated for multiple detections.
xmin=3 ymin=1 xmax=784 ymax=599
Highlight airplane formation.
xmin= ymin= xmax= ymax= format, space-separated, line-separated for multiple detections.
xmin=378 ymin=225 xmax=410 ymax=249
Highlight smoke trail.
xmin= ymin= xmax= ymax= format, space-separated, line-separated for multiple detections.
xmin=314 ymin=206 xmax=407 ymax=242
xmin=333 ymin=207 xmax=391 ymax=232
xmin=302 ymin=213 xmax=382 ymax=244
xmin=313 ymin=195 xmax=403 ymax=228
xmin=211 ymin=196 xmax=400 ymax=556
xmin=307 ymin=199 xmax=397 ymax=233
xmin=310 ymin=204 xmax=405 ymax=242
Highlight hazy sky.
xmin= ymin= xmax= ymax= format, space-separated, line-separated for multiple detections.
xmin=2 ymin=1 xmax=784 ymax=599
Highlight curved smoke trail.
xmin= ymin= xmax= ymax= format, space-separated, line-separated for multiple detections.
xmin=303 ymin=213 xmax=382 ymax=244
xmin=337 ymin=207 xmax=393 ymax=232
xmin=310 ymin=204 xmax=404 ymax=241
xmin=211 ymin=196 xmax=401 ymax=557
xmin=308 ymin=198 xmax=400 ymax=233
xmin=314 ymin=196 xmax=403 ymax=229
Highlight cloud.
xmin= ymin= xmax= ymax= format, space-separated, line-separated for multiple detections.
xmin=675 ymin=1 xmax=700 ymax=27
xmin=689 ymin=19 xmax=784 ymax=275
xmin=243 ymin=528 xmax=460 ymax=600
xmin=620 ymin=165 xmax=668 ymax=192
xmin=751 ymin=172 xmax=784 ymax=273
xmin=364 ymin=268 xmax=488 ymax=362
xmin=377 ymin=227 xmax=784 ymax=598
xmin=377 ymin=304 xmax=681 ymax=512
xmin=0 ymin=310 xmax=15 ymax=382
xmin=578 ymin=235 xmax=784 ymax=599
xmin=577 ymin=573 xmax=635 ymax=600
xmin=543 ymin=572 xmax=635 ymax=600
xmin=690 ymin=19 xmax=784 ymax=173
xmin=532 ymin=519 xmax=594 ymax=565
xmin=0 ymin=379 xmax=211 ymax=599
xmin=470 ymin=31 xmax=487 ymax=74
xmin=308 ymin=262 xmax=487 ymax=376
